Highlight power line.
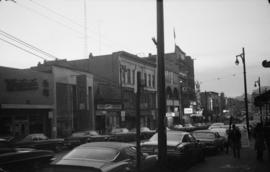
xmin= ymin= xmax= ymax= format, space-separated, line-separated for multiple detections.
xmin=18 ymin=0 xmax=122 ymax=51
xmin=0 ymin=37 xmax=47 ymax=60
xmin=26 ymin=0 xmax=132 ymax=53
xmin=0 ymin=29 xmax=58 ymax=60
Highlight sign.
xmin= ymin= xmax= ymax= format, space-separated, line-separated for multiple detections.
xmin=121 ymin=111 xmax=125 ymax=121
xmin=97 ymin=104 xmax=122 ymax=110
xmin=5 ymin=78 xmax=38 ymax=91
xmin=184 ymin=108 xmax=193 ymax=114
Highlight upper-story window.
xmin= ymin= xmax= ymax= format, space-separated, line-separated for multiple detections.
xmin=132 ymin=70 xmax=135 ymax=85
xmin=127 ymin=69 xmax=131 ymax=84
xmin=144 ymin=73 xmax=147 ymax=87
xmin=148 ymin=74 xmax=151 ymax=87
xmin=152 ymin=75 xmax=155 ymax=88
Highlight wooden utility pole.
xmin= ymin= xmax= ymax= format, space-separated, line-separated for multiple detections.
xmin=156 ymin=0 xmax=167 ymax=166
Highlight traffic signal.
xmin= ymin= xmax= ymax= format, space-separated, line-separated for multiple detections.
xmin=262 ymin=60 xmax=270 ymax=68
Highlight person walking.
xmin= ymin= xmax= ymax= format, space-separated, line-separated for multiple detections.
xmin=254 ymin=122 xmax=265 ymax=161
xmin=231 ymin=124 xmax=241 ymax=159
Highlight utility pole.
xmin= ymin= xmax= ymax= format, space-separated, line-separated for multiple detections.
xmin=235 ymin=47 xmax=250 ymax=138
xmin=156 ymin=0 xmax=167 ymax=166
xmin=136 ymin=72 xmax=141 ymax=172
xmin=254 ymin=77 xmax=262 ymax=123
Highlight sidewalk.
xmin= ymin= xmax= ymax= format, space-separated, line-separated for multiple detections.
xmin=186 ymin=140 xmax=270 ymax=172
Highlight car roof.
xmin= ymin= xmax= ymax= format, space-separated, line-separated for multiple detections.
xmin=79 ymin=142 xmax=134 ymax=150
xmin=167 ymin=130 xmax=189 ymax=134
xmin=193 ymin=130 xmax=216 ymax=133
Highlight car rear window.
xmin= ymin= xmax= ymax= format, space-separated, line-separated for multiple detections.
xmin=64 ymin=147 xmax=119 ymax=161
xmin=150 ymin=132 xmax=184 ymax=142
xmin=193 ymin=132 xmax=215 ymax=139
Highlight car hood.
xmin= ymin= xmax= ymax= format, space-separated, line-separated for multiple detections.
xmin=142 ymin=140 xmax=180 ymax=147
xmin=56 ymin=159 xmax=109 ymax=169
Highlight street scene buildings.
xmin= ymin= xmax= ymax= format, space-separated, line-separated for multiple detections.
xmin=0 ymin=1 xmax=270 ymax=172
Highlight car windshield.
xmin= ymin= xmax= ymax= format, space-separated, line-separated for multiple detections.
xmin=64 ymin=147 xmax=119 ymax=161
xmin=193 ymin=132 xmax=215 ymax=139
xmin=150 ymin=132 xmax=184 ymax=142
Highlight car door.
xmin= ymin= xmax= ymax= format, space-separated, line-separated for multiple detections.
xmin=181 ymin=134 xmax=193 ymax=164
xmin=188 ymin=134 xmax=200 ymax=161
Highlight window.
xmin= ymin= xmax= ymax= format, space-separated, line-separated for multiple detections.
xmin=132 ymin=70 xmax=135 ymax=84
xmin=127 ymin=69 xmax=131 ymax=84
xmin=152 ymin=75 xmax=155 ymax=88
xmin=148 ymin=74 xmax=151 ymax=87
xmin=144 ymin=73 xmax=147 ymax=86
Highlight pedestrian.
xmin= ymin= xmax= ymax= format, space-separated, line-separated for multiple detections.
xmin=254 ymin=122 xmax=265 ymax=161
xmin=230 ymin=124 xmax=241 ymax=159
xmin=264 ymin=120 xmax=270 ymax=161
xmin=225 ymin=128 xmax=231 ymax=154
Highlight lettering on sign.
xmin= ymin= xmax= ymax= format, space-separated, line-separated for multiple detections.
xmin=5 ymin=78 xmax=38 ymax=91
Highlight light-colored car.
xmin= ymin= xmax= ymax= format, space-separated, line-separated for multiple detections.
xmin=208 ymin=123 xmax=225 ymax=129
xmin=52 ymin=142 xmax=158 ymax=172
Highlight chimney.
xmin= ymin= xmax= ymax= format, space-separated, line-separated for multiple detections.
xmin=89 ymin=53 xmax=93 ymax=59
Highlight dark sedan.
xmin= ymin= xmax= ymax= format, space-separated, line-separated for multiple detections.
xmin=141 ymin=131 xmax=205 ymax=166
xmin=0 ymin=138 xmax=54 ymax=172
xmin=15 ymin=133 xmax=64 ymax=152
xmin=65 ymin=130 xmax=110 ymax=148
xmin=51 ymin=142 xmax=158 ymax=172
xmin=192 ymin=130 xmax=225 ymax=154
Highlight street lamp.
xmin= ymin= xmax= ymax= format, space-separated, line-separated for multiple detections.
xmin=254 ymin=77 xmax=262 ymax=123
xmin=235 ymin=47 xmax=250 ymax=137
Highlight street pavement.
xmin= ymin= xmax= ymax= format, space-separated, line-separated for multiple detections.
xmin=186 ymin=140 xmax=270 ymax=172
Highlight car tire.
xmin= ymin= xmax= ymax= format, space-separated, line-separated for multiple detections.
xmin=200 ymin=151 xmax=205 ymax=162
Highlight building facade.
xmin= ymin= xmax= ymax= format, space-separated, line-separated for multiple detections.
xmin=32 ymin=63 xmax=95 ymax=137
xmin=0 ymin=66 xmax=53 ymax=138
xmin=67 ymin=51 xmax=157 ymax=133
xmin=144 ymin=45 xmax=196 ymax=126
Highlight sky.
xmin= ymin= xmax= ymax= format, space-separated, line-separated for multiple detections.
xmin=0 ymin=0 xmax=269 ymax=98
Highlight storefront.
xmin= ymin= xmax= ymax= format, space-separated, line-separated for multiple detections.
xmin=0 ymin=66 xmax=53 ymax=138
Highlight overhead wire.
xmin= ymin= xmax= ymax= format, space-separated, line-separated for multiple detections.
xmin=0 ymin=37 xmax=47 ymax=61
xmin=21 ymin=0 xmax=127 ymax=52
xmin=0 ymin=29 xmax=58 ymax=60
xmin=27 ymin=0 xmax=126 ymax=51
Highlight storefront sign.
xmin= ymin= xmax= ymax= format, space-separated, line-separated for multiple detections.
xmin=97 ymin=104 xmax=122 ymax=110
xmin=5 ymin=78 xmax=38 ymax=91
xmin=121 ymin=111 xmax=125 ymax=121
xmin=184 ymin=108 xmax=193 ymax=114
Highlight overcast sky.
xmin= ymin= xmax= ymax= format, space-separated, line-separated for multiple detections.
xmin=0 ymin=0 xmax=269 ymax=97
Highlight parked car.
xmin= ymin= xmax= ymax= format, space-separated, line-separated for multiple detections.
xmin=65 ymin=130 xmax=110 ymax=148
xmin=130 ymin=127 xmax=156 ymax=140
xmin=0 ymin=138 xmax=54 ymax=172
xmin=141 ymin=131 xmax=205 ymax=166
xmin=108 ymin=128 xmax=136 ymax=142
xmin=15 ymin=133 xmax=64 ymax=152
xmin=208 ymin=123 xmax=225 ymax=130
xmin=51 ymin=142 xmax=158 ymax=172
xmin=192 ymin=130 xmax=225 ymax=154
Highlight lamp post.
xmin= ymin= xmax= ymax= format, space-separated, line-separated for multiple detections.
xmin=254 ymin=77 xmax=262 ymax=123
xmin=235 ymin=47 xmax=250 ymax=137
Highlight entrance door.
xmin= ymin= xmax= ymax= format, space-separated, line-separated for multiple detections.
xmin=13 ymin=120 xmax=29 ymax=138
